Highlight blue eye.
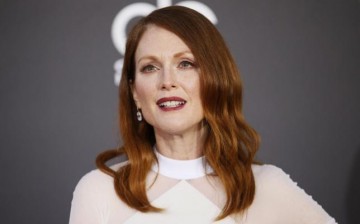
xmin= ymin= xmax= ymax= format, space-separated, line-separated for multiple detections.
xmin=178 ymin=60 xmax=195 ymax=69
xmin=141 ymin=65 xmax=158 ymax=73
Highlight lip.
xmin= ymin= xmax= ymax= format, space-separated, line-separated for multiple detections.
xmin=156 ymin=96 xmax=186 ymax=104
xmin=156 ymin=96 xmax=187 ymax=111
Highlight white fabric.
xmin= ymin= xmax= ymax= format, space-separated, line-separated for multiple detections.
xmin=125 ymin=180 xmax=234 ymax=224
xmin=152 ymin=149 xmax=213 ymax=179
xmin=69 ymin=153 xmax=337 ymax=224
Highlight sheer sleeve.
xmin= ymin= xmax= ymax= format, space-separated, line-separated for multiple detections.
xmin=69 ymin=170 xmax=112 ymax=224
xmin=69 ymin=164 xmax=337 ymax=224
xmin=249 ymin=165 xmax=337 ymax=224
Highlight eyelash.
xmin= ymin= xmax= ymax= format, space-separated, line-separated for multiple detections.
xmin=140 ymin=65 xmax=158 ymax=73
xmin=178 ymin=60 xmax=195 ymax=69
xmin=139 ymin=60 xmax=196 ymax=73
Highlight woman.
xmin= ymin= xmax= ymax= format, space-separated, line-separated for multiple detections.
xmin=69 ymin=6 xmax=336 ymax=223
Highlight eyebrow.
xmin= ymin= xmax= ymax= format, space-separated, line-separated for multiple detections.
xmin=174 ymin=50 xmax=193 ymax=58
xmin=137 ymin=50 xmax=193 ymax=64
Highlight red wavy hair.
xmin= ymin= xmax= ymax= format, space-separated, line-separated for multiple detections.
xmin=96 ymin=6 xmax=260 ymax=220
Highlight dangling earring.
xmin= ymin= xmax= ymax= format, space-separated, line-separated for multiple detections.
xmin=136 ymin=108 xmax=142 ymax=121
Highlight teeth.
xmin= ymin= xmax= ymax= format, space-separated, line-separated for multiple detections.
xmin=159 ymin=101 xmax=185 ymax=108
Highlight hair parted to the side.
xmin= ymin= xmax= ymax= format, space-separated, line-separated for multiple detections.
xmin=96 ymin=6 xmax=260 ymax=220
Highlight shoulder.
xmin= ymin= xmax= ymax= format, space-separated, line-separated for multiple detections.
xmin=252 ymin=164 xmax=293 ymax=187
xmin=73 ymin=161 xmax=127 ymax=197
xmin=251 ymin=163 xmax=312 ymax=201
xmin=69 ymin=161 xmax=131 ymax=224
xmin=252 ymin=163 xmax=286 ymax=179
xmin=249 ymin=164 xmax=337 ymax=223
xmin=251 ymin=164 xmax=307 ymax=199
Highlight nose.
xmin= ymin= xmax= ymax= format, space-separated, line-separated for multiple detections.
xmin=159 ymin=66 xmax=177 ymax=90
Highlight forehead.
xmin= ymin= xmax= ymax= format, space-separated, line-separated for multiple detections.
xmin=135 ymin=25 xmax=192 ymax=60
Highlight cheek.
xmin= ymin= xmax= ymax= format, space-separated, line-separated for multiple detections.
xmin=181 ymin=76 xmax=201 ymax=98
xmin=134 ymin=80 xmax=154 ymax=106
xmin=185 ymin=76 xmax=203 ymax=111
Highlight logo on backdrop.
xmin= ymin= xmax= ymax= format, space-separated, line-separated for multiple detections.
xmin=111 ymin=0 xmax=218 ymax=86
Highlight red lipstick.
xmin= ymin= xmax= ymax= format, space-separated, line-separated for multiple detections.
xmin=156 ymin=97 xmax=187 ymax=111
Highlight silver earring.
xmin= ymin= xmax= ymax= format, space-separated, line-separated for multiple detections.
xmin=136 ymin=108 xmax=142 ymax=121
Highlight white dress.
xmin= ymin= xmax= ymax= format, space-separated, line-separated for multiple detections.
xmin=69 ymin=151 xmax=337 ymax=224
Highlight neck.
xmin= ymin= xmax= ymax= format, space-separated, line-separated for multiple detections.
xmin=154 ymin=124 xmax=207 ymax=160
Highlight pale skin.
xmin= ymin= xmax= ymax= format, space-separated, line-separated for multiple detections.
xmin=132 ymin=25 xmax=207 ymax=160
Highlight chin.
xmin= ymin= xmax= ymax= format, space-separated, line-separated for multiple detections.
xmin=154 ymin=121 xmax=203 ymax=135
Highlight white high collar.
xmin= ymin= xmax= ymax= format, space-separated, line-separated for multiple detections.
xmin=151 ymin=149 xmax=213 ymax=180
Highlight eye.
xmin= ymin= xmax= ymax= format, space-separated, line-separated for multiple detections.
xmin=140 ymin=64 xmax=159 ymax=73
xmin=178 ymin=60 xmax=195 ymax=69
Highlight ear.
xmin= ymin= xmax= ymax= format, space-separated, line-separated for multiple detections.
xmin=130 ymin=80 xmax=141 ymax=108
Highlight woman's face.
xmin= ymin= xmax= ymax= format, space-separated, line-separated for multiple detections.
xmin=132 ymin=25 xmax=204 ymax=136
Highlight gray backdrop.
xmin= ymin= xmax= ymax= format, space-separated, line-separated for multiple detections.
xmin=1 ymin=0 xmax=359 ymax=223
